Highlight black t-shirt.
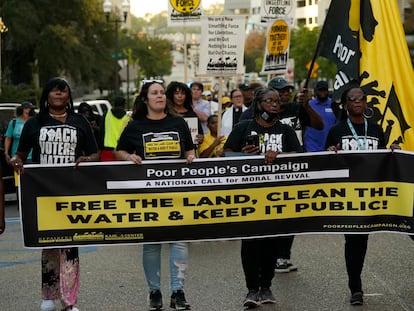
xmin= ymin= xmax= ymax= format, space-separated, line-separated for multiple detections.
xmin=117 ymin=114 xmax=194 ymax=159
xmin=224 ymin=119 xmax=302 ymax=154
xmin=18 ymin=113 xmax=98 ymax=164
xmin=325 ymin=119 xmax=386 ymax=150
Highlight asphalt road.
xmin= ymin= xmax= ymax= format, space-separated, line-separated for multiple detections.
xmin=1 ymin=201 xmax=414 ymax=311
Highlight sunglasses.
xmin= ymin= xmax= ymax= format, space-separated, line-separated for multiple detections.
xmin=347 ymin=95 xmax=367 ymax=102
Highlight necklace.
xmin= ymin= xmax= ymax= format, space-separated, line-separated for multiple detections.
xmin=49 ymin=112 xmax=67 ymax=118
xmin=347 ymin=118 xmax=367 ymax=150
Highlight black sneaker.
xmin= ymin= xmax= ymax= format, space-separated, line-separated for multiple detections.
xmin=170 ymin=290 xmax=191 ymax=310
xmin=350 ymin=292 xmax=363 ymax=305
xmin=274 ymin=258 xmax=290 ymax=273
xmin=243 ymin=289 xmax=260 ymax=309
xmin=259 ymin=287 xmax=276 ymax=304
xmin=149 ymin=290 xmax=163 ymax=310
xmin=286 ymin=259 xmax=298 ymax=272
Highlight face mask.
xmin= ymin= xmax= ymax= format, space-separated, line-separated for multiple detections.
xmin=261 ymin=111 xmax=279 ymax=121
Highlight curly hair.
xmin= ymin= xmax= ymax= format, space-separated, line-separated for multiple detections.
xmin=165 ymin=81 xmax=194 ymax=114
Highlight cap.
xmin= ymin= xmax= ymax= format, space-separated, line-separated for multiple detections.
xmin=203 ymin=90 xmax=212 ymax=96
xmin=221 ymin=96 xmax=231 ymax=105
xmin=20 ymin=102 xmax=33 ymax=109
xmin=316 ymin=80 xmax=329 ymax=90
xmin=239 ymin=83 xmax=253 ymax=91
xmin=268 ymin=77 xmax=294 ymax=90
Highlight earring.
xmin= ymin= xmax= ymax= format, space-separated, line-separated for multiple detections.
xmin=363 ymin=107 xmax=374 ymax=119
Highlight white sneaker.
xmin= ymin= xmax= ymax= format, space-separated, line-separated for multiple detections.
xmin=40 ymin=300 xmax=55 ymax=311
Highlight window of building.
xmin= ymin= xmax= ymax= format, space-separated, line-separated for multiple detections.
xmin=297 ymin=0 xmax=306 ymax=8
xmin=297 ymin=18 xmax=306 ymax=27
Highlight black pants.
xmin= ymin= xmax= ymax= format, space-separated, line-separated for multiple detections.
xmin=241 ymin=238 xmax=277 ymax=290
xmin=275 ymin=235 xmax=294 ymax=259
xmin=344 ymin=234 xmax=368 ymax=293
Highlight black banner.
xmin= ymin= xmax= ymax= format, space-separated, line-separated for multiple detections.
xmin=19 ymin=150 xmax=414 ymax=248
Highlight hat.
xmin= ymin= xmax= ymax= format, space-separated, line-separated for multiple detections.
xmin=203 ymin=90 xmax=212 ymax=96
xmin=316 ymin=80 xmax=329 ymax=90
xmin=114 ymin=96 xmax=126 ymax=107
xmin=221 ymin=96 xmax=231 ymax=105
xmin=239 ymin=83 xmax=253 ymax=91
xmin=268 ymin=77 xmax=294 ymax=90
xmin=20 ymin=102 xmax=33 ymax=109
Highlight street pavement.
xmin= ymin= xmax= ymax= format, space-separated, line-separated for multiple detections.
xmin=1 ymin=201 xmax=414 ymax=311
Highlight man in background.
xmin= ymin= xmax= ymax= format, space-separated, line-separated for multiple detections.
xmin=304 ymin=80 xmax=337 ymax=152
xmin=100 ymin=96 xmax=129 ymax=161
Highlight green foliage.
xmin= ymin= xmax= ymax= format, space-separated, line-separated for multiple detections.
xmin=244 ymin=30 xmax=266 ymax=73
xmin=0 ymin=84 xmax=39 ymax=104
xmin=0 ymin=0 xmax=175 ymax=101
xmin=290 ymin=25 xmax=336 ymax=84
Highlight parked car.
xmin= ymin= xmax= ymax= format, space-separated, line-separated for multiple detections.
xmin=0 ymin=103 xmax=21 ymax=195
xmin=73 ymin=100 xmax=112 ymax=116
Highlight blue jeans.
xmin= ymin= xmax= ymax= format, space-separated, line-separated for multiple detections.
xmin=143 ymin=242 xmax=188 ymax=292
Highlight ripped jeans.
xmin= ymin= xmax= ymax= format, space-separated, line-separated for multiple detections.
xmin=143 ymin=242 xmax=188 ymax=292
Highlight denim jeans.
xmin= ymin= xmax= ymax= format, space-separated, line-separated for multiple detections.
xmin=143 ymin=242 xmax=188 ymax=292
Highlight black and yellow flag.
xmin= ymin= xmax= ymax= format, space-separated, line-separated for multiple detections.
xmin=316 ymin=0 xmax=414 ymax=150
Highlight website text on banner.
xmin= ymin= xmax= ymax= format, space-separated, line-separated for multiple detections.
xmin=19 ymin=150 xmax=414 ymax=248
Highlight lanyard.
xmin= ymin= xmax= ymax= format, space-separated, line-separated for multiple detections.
xmin=347 ymin=118 xmax=367 ymax=150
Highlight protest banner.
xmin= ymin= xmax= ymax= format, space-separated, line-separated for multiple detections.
xmin=260 ymin=18 xmax=292 ymax=75
xmin=198 ymin=15 xmax=246 ymax=76
xmin=168 ymin=0 xmax=202 ymax=26
xmin=19 ymin=150 xmax=414 ymax=248
xmin=260 ymin=0 xmax=296 ymax=26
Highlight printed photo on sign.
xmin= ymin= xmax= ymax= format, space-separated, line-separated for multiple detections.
xmin=168 ymin=0 xmax=202 ymax=27
xmin=198 ymin=15 xmax=246 ymax=76
xmin=143 ymin=131 xmax=181 ymax=159
xmin=261 ymin=19 xmax=291 ymax=75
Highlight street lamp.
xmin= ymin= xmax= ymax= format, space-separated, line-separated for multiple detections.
xmin=103 ymin=0 xmax=130 ymax=95
xmin=0 ymin=17 xmax=8 ymax=96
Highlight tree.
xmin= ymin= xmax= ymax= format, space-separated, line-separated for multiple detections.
xmin=3 ymin=0 xmax=112 ymax=90
xmin=244 ymin=30 xmax=266 ymax=73
xmin=290 ymin=26 xmax=336 ymax=85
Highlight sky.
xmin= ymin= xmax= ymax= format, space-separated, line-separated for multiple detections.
xmin=130 ymin=0 xmax=224 ymax=17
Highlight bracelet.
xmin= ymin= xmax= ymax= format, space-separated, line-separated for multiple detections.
xmin=125 ymin=153 xmax=131 ymax=161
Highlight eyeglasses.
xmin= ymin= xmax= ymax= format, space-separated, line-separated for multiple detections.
xmin=347 ymin=94 xmax=367 ymax=102
xmin=261 ymin=98 xmax=279 ymax=105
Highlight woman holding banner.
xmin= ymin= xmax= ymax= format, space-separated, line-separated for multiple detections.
xmin=114 ymin=81 xmax=195 ymax=311
xmin=223 ymin=87 xmax=302 ymax=308
xmin=325 ymin=83 xmax=400 ymax=305
xmin=11 ymin=77 xmax=99 ymax=311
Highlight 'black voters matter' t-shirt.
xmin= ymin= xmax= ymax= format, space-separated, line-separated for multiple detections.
xmin=224 ymin=119 xmax=302 ymax=154
xmin=18 ymin=113 xmax=98 ymax=164
xmin=117 ymin=114 xmax=194 ymax=160
xmin=325 ymin=119 xmax=385 ymax=151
